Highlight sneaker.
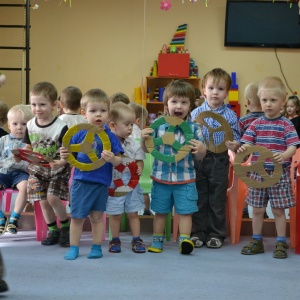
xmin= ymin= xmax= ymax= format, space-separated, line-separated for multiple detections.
xmin=0 ymin=279 xmax=8 ymax=293
xmin=132 ymin=238 xmax=146 ymax=253
xmin=6 ymin=217 xmax=19 ymax=234
xmin=206 ymin=237 xmax=223 ymax=249
xmin=180 ymin=239 xmax=194 ymax=255
xmin=59 ymin=227 xmax=70 ymax=247
xmin=109 ymin=239 xmax=121 ymax=253
xmin=273 ymin=241 xmax=289 ymax=259
xmin=148 ymin=236 xmax=164 ymax=253
xmin=0 ymin=216 xmax=8 ymax=236
xmin=241 ymin=238 xmax=264 ymax=255
xmin=191 ymin=236 xmax=204 ymax=248
xmin=41 ymin=230 xmax=60 ymax=246
xmin=143 ymin=209 xmax=152 ymax=216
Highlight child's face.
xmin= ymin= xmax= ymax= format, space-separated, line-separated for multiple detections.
xmin=203 ymin=77 xmax=228 ymax=110
xmin=30 ymin=94 xmax=56 ymax=123
xmin=83 ymin=101 xmax=109 ymax=128
xmin=286 ymin=100 xmax=297 ymax=117
xmin=8 ymin=111 xmax=28 ymax=139
xmin=259 ymin=90 xmax=285 ymax=119
xmin=110 ymin=111 xmax=135 ymax=139
xmin=166 ymin=96 xmax=190 ymax=120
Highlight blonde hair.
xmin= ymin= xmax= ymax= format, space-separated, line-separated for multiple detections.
xmin=0 ymin=100 xmax=8 ymax=126
xmin=30 ymin=82 xmax=58 ymax=104
xmin=244 ymin=82 xmax=260 ymax=107
xmin=128 ymin=102 xmax=148 ymax=119
xmin=258 ymin=76 xmax=286 ymax=99
xmin=7 ymin=104 xmax=34 ymax=121
xmin=81 ymin=88 xmax=109 ymax=112
xmin=202 ymin=68 xmax=232 ymax=91
xmin=110 ymin=92 xmax=130 ymax=105
xmin=109 ymin=102 xmax=135 ymax=123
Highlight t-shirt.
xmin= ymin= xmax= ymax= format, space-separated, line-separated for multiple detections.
xmin=59 ymin=114 xmax=87 ymax=129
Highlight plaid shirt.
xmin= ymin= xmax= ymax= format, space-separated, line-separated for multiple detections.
xmin=191 ymin=101 xmax=241 ymax=146
xmin=151 ymin=117 xmax=204 ymax=184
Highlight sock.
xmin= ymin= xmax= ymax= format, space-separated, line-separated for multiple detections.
xmin=10 ymin=211 xmax=20 ymax=223
xmin=252 ymin=234 xmax=262 ymax=241
xmin=277 ymin=236 xmax=286 ymax=243
xmin=132 ymin=236 xmax=140 ymax=242
xmin=87 ymin=244 xmax=102 ymax=259
xmin=48 ymin=221 xmax=59 ymax=232
xmin=60 ymin=219 xmax=70 ymax=228
xmin=64 ymin=246 xmax=79 ymax=260
xmin=179 ymin=234 xmax=190 ymax=243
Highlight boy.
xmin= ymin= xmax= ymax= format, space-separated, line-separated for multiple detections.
xmin=61 ymin=89 xmax=123 ymax=260
xmin=58 ymin=86 xmax=87 ymax=128
xmin=106 ymin=102 xmax=146 ymax=253
xmin=191 ymin=68 xmax=240 ymax=249
xmin=141 ymin=80 xmax=206 ymax=255
xmin=239 ymin=76 xmax=300 ymax=259
xmin=128 ymin=102 xmax=152 ymax=215
xmin=110 ymin=92 xmax=130 ymax=105
xmin=238 ymin=82 xmax=265 ymax=218
xmin=0 ymin=105 xmax=33 ymax=235
xmin=20 ymin=82 xmax=71 ymax=247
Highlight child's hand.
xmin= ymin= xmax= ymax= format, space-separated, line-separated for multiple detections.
xmin=141 ymin=128 xmax=154 ymax=141
xmin=60 ymin=146 xmax=70 ymax=160
xmin=273 ymin=152 xmax=284 ymax=164
xmin=225 ymin=140 xmax=240 ymax=152
xmin=49 ymin=159 xmax=67 ymax=169
xmin=189 ymin=139 xmax=206 ymax=160
xmin=136 ymin=166 xmax=143 ymax=176
xmin=237 ymin=144 xmax=249 ymax=154
xmin=13 ymin=153 xmax=21 ymax=162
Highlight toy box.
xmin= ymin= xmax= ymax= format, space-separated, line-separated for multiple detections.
xmin=158 ymin=53 xmax=190 ymax=77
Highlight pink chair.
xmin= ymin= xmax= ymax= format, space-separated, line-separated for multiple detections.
xmin=1 ymin=188 xmax=19 ymax=212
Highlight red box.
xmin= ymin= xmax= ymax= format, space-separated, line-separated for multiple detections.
xmin=158 ymin=53 xmax=190 ymax=77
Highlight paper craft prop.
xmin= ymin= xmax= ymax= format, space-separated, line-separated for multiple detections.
xmin=62 ymin=123 xmax=111 ymax=171
xmin=233 ymin=145 xmax=283 ymax=188
xmin=145 ymin=116 xmax=193 ymax=163
xmin=11 ymin=148 xmax=53 ymax=167
xmin=195 ymin=111 xmax=233 ymax=153
xmin=108 ymin=156 xmax=139 ymax=197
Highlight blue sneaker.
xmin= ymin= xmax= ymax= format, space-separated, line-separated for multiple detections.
xmin=148 ymin=235 xmax=164 ymax=253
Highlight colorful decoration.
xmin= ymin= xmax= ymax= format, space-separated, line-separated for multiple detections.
xmin=11 ymin=148 xmax=53 ymax=167
xmin=145 ymin=116 xmax=193 ymax=163
xmin=109 ymin=156 xmax=139 ymax=197
xmin=234 ymin=145 xmax=282 ymax=188
xmin=169 ymin=23 xmax=187 ymax=52
xmin=195 ymin=111 xmax=233 ymax=153
xmin=160 ymin=0 xmax=172 ymax=11
xmin=62 ymin=123 xmax=111 ymax=171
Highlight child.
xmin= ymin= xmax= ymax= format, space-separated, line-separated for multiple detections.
xmin=141 ymin=80 xmax=206 ymax=255
xmin=61 ymin=88 xmax=123 ymax=260
xmin=110 ymin=92 xmax=130 ymax=105
xmin=58 ymin=86 xmax=87 ymax=127
xmin=238 ymin=82 xmax=265 ymax=219
xmin=20 ymin=82 xmax=71 ymax=247
xmin=106 ymin=102 xmax=145 ymax=253
xmin=0 ymin=101 xmax=8 ymax=138
xmin=239 ymin=76 xmax=300 ymax=259
xmin=284 ymin=95 xmax=300 ymax=120
xmin=191 ymin=68 xmax=240 ymax=249
xmin=0 ymin=105 xmax=33 ymax=235
xmin=128 ymin=102 xmax=152 ymax=215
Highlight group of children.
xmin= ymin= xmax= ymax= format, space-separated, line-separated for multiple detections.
xmin=0 ymin=67 xmax=298 ymax=266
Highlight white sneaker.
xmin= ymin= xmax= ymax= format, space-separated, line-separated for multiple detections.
xmin=191 ymin=237 xmax=203 ymax=248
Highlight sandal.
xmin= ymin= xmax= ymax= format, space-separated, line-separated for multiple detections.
xmin=132 ymin=238 xmax=146 ymax=253
xmin=0 ymin=216 xmax=8 ymax=236
xmin=6 ymin=217 xmax=19 ymax=234
xmin=273 ymin=241 xmax=289 ymax=259
xmin=241 ymin=238 xmax=264 ymax=255
xmin=206 ymin=237 xmax=223 ymax=249
xmin=191 ymin=236 xmax=204 ymax=248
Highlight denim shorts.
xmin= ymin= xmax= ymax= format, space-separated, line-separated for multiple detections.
xmin=70 ymin=179 xmax=108 ymax=218
xmin=0 ymin=170 xmax=29 ymax=189
xmin=150 ymin=181 xmax=198 ymax=214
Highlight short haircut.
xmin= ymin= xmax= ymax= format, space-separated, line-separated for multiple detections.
xmin=258 ymin=76 xmax=286 ymax=99
xmin=60 ymin=86 xmax=82 ymax=111
xmin=109 ymin=102 xmax=135 ymax=123
xmin=128 ymin=102 xmax=148 ymax=119
xmin=110 ymin=92 xmax=130 ymax=105
xmin=163 ymin=80 xmax=196 ymax=110
xmin=0 ymin=100 xmax=8 ymax=126
xmin=81 ymin=88 xmax=109 ymax=111
xmin=7 ymin=104 xmax=34 ymax=121
xmin=30 ymin=82 xmax=58 ymax=104
xmin=244 ymin=82 xmax=260 ymax=106
xmin=202 ymin=68 xmax=232 ymax=92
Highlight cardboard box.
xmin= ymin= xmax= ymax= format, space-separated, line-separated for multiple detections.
xmin=158 ymin=53 xmax=190 ymax=77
